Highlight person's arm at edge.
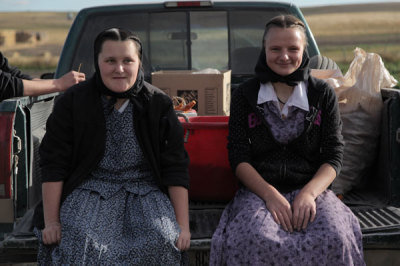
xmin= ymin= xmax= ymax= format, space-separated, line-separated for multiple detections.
xmin=168 ymin=186 xmax=190 ymax=251
xmin=22 ymin=71 xmax=85 ymax=96
xmin=41 ymin=181 xmax=63 ymax=245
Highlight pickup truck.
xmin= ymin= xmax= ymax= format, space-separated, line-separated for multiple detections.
xmin=1 ymin=1 xmax=399 ymax=265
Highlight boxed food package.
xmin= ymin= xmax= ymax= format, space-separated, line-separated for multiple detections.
xmin=151 ymin=70 xmax=231 ymax=116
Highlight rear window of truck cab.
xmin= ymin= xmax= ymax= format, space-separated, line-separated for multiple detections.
xmin=66 ymin=3 xmax=316 ymax=81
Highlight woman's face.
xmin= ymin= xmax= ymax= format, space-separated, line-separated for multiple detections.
xmin=264 ymin=27 xmax=306 ymax=77
xmin=98 ymin=40 xmax=140 ymax=93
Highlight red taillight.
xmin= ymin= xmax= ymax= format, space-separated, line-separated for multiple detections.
xmin=165 ymin=1 xmax=213 ymax=8
xmin=0 ymin=112 xmax=14 ymax=199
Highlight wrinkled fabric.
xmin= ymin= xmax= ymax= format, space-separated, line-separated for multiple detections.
xmin=210 ymin=188 xmax=365 ymax=266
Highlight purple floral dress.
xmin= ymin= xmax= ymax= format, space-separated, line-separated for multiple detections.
xmin=210 ymin=101 xmax=365 ymax=266
xmin=210 ymin=188 xmax=364 ymax=265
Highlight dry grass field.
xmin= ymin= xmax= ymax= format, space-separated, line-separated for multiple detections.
xmin=0 ymin=12 xmax=73 ymax=77
xmin=0 ymin=2 xmax=399 ymax=83
xmin=306 ymin=12 xmax=400 ymax=42
xmin=303 ymin=2 xmax=400 ymax=84
xmin=0 ymin=12 xmax=72 ymax=46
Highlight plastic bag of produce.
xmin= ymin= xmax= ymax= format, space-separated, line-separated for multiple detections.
xmin=311 ymin=47 xmax=398 ymax=195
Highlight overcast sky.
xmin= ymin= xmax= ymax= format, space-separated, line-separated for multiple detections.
xmin=0 ymin=0 xmax=398 ymax=12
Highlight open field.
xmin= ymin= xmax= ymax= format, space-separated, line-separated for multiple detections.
xmin=0 ymin=12 xmax=73 ymax=50
xmin=0 ymin=2 xmax=399 ymax=84
xmin=0 ymin=12 xmax=73 ymax=77
xmin=303 ymin=2 xmax=400 ymax=54
xmin=302 ymin=2 xmax=400 ymax=84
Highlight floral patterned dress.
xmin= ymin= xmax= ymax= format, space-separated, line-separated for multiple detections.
xmin=210 ymin=99 xmax=365 ymax=266
xmin=35 ymin=99 xmax=187 ymax=265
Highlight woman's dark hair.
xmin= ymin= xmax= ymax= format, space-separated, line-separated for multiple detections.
xmin=94 ymin=28 xmax=143 ymax=68
xmin=263 ymin=15 xmax=307 ymax=45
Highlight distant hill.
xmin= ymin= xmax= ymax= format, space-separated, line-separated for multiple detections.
xmin=302 ymin=2 xmax=400 ymax=46
xmin=302 ymin=2 xmax=400 ymax=15
xmin=301 ymin=1 xmax=400 ymax=85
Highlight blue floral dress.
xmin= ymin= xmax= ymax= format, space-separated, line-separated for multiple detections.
xmin=36 ymin=98 xmax=186 ymax=265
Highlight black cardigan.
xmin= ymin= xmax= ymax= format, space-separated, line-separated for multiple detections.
xmin=34 ymin=77 xmax=189 ymax=228
xmin=228 ymin=76 xmax=344 ymax=192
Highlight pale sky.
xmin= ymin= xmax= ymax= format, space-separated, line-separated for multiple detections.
xmin=0 ymin=0 xmax=398 ymax=12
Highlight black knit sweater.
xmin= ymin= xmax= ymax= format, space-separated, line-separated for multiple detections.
xmin=228 ymin=76 xmax=344 ymax=192
xmin=0 ymin=51 xmax=32 ymax=101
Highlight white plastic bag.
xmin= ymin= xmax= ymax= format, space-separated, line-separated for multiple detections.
xmin=311 ymin=47 xmax=398 ymax=195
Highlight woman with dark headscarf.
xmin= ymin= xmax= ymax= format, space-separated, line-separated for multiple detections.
xmin=209 ymin=15 xmax=365 ymax=265
xmin=33 ymin=28 xmax=190 ymax=265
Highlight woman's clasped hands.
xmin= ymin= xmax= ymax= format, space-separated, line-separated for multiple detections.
xmin=265 ymin=188 xmax=316 ymax=232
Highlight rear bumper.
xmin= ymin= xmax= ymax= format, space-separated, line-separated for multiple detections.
xmin=1 ymin=232 xmax=400 ymax=264
xmin=0 ymin=235 xmax=37 ymax=263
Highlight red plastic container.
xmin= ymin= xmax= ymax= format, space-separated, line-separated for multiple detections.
xmin=179 ymin=116 xmax=239 ymax=202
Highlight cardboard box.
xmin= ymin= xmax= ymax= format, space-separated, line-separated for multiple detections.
xmin=151 ymin=70 xmax=231 ymax=116
xmin=0 ymin=198 xmax=14 ymax=223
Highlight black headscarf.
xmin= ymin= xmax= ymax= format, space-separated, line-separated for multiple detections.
xmin=254 ymin=46 xmax=310 ymax=86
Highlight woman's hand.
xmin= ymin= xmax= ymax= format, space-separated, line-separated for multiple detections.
xmin=292 ymin=191 xmax=316 ymax=231
xmin=176 ymin=226 xmax=191 ymax=251
xmin=264 ymin=188 xmax=293 ymax=232
xmin=42 ymin=181 xmax=63 ymax=245
xmin=54 ymin=70 xmax=86 ymax=92
xmin=235 ymin=163 xmax=293 ymax=232
xmin=168 ymin=186 xmax=190 ymax=251
xmin=291 ymin=164 xmax=337 ymax=231
xmin=42 ymin=222 xmax=61 ymax=245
